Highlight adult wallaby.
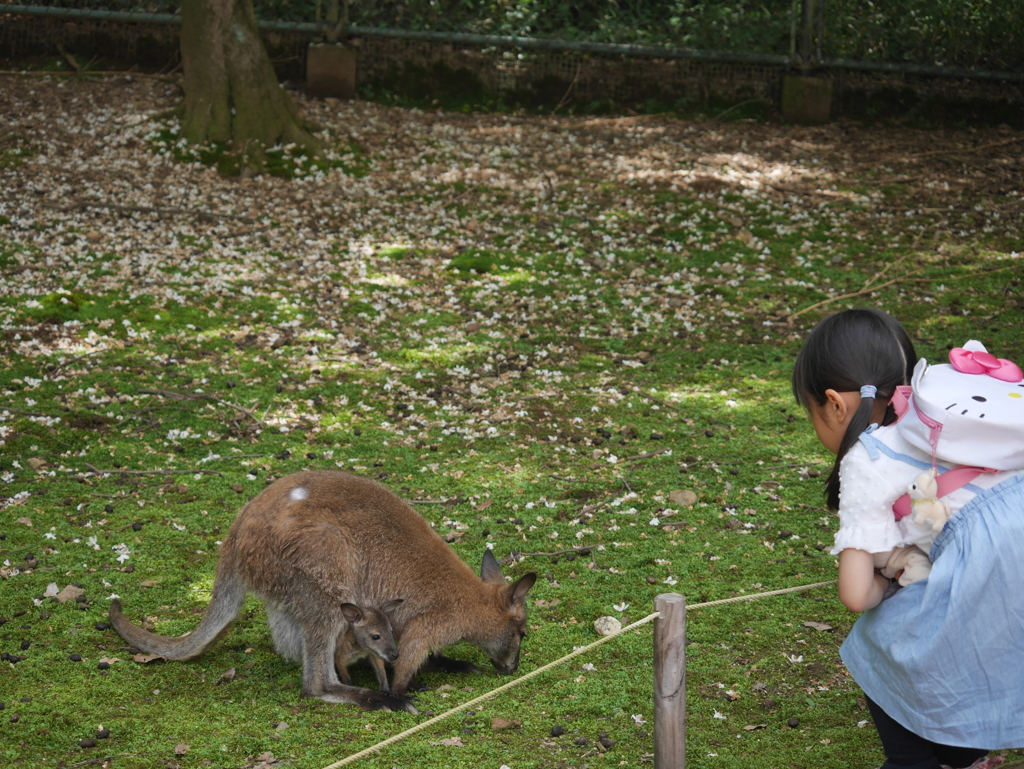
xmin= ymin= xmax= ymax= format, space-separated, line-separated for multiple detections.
xmin=108 ymin=470 xmax=537 ymax=713
xmin=336 ymin=600 xmax=402 ymax=693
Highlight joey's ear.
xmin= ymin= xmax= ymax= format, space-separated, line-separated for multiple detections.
xmin=505 ymin=572 xmax=537 ymax=606
xmin=340 ymin=603 xmax=364 ymax=623
xmin=481 ymin=548 xmax=505 ymax=584
xmin=381 ymin=599 xmax=404 ymax=616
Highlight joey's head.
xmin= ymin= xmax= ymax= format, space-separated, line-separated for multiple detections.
xmin=341 ymin=600 xmax=403 ymax=663
xmin=478 ymin=549 xmax=537 ymax=675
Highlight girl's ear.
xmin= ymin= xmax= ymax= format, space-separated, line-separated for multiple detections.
xmin=822 ymin=388 xmax=850 ymax=425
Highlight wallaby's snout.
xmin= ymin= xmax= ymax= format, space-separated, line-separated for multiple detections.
xmin=491 ymin=655 xmax=519 ymax=675
xmin=487 ymin=633 xmax=524 ymax=675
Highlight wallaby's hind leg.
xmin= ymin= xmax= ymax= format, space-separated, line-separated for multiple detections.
xmin=422 ymin=653 xmax=483 ymax=675
xmin=267 ymin=605 xmax=303 ymax=662
xmin=299 ymin=618 xmax=416 ymax=713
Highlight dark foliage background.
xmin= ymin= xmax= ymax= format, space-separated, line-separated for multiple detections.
xmin=20 ymin=0 xmax=1024 ymax=71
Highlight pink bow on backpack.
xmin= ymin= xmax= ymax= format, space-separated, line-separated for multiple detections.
xmin=949 ymin=347 xmax=1023 ymax=382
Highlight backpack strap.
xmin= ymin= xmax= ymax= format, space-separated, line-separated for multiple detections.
xmin=892 ymin=465 xmax=998 ymax=520
xmin=890 ymin=385 xmax=913 ymax=421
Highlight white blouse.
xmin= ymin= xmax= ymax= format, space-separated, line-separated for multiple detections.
xmin=830 ymin=423 xmax=1011 ymax=556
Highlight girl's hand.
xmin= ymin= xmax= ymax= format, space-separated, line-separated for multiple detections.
xmin=838 ymin=549 xmax=891 ymax=612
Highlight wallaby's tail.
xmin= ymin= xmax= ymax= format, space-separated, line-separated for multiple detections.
xmin=108 ymin=555 xmax=247 ymax=661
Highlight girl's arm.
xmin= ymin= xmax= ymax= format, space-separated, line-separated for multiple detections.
xmin=838 ymin=549 xmax=892 ymax=612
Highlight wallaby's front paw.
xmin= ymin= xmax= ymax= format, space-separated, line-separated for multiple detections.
xmin=401 ymin=698 xmax=419 ymax=715
xmin=362 ymin=690 xmax=418 ymax=715
xmin=424 ymin=653 xmax=483 ymax=675
xmin=405 ymin=677 xmax=432 ymax=693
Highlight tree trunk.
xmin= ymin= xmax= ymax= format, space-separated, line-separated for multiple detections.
xmin=180 ymin=0 xmax=319 ymax=170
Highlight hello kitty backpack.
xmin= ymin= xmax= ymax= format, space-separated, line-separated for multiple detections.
xmin=890 ymin=340 xmax=1024 ymax=519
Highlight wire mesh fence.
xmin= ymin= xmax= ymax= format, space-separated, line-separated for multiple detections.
xmin=8 ymin=0 xmax=1023 ymax=73
xmin=1 ymin=4 xmax=1021 ymax=122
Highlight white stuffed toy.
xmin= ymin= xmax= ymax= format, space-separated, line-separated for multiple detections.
xmin=875 ymin=546 xmax=932 ymax=586
xmin=908 ymin=468 xmax=951 ymax=532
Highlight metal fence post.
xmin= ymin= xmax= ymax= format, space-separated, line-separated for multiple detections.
xmin=654 ymin=593 xmax=686 ymax=769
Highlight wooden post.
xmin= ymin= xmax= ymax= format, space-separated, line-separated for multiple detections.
xmin=800 ymin=0 xmax=814 ymax=66
xmin=654 ymin=593 xmax=686 ymax=769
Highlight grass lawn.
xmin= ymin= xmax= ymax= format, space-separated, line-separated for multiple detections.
xmin=0 ymin=73 xmax=1022 ymax=769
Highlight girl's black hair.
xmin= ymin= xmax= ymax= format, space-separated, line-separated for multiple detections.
xmin=792 ymin=308 xmax=917 ymax=510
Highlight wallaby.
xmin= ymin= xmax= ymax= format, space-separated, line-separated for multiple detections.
xmin=336 ymin=600 xmax=402 ymax=693
xmin=108 ymin=470 xmax=537 ymax=713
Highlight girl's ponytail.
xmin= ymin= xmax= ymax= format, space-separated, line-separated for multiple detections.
xmin=792 ymin=309 xmax=916 ymax=511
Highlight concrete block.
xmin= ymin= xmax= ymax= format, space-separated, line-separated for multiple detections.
xmin=306 ymin=43 xmax=357 ymax=100
xmin=782 ymin=75 xmax=833 ymax=125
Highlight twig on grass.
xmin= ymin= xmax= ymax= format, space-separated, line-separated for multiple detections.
xmin=597 ymin=112 xmax=674 ymax=123
xmin=68 ymin=754 xmax=145 ymax=768
xmin=678 ymin=459 xmax=743 ymax=468
xmin=92 ymin=491 xmax=162 ymax=503
xmin=40 ymin=200 xmax=255 ymax=223
xmin=46 ymin=349 xmax=107 ymax=377
xmin=710 ymin=98 xmax=770 ymax=123
xmin=787 ymin=271 xmax=922 ymax=322
xmin=857 ymin=175 xmax=921 ymax=185
xmin=85 ymin=463 xmax=223 ymax=477
xmin=0 ymin=69 xmax=179 ymax=83
xmin=766 ymin=183 xmax=854 ymax=200
xmin=635 ymin=392 xmax=683 ymax=413
xmin=220 ymin=223 xmax=277 ymax=240
xmin=906 ymin=136 xmax=1024 ymax=158
xmin=661 ymin=520 xmax=692 ymax=530
xmin=550 ymin=474 xmax=592 ymax=482
xmin=502 ymin=544 xmax=597 ymax=566
xmin=0 ymin=406 xmax=54 ymax=418
xmin=861 ymin=248 xmax=916 ymax=293
xmin=137 ymin=388 xmax=267 ymax=429
xmin=791 ymin=226 xmax=942 ymax=322
xmin=797 ymin=503 xmax=832 ymax=513
xmin=621 ymin=448 xmax=669 ymax=464
xmin=907 ymin=264 xmax=1017 ymax=283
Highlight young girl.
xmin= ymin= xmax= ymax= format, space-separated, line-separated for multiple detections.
xmin=793 ymin=308 xmax=1023 ymax=769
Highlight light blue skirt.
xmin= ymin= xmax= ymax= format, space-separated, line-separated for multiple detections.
xmin=841 ymin=473 xmax=1024 ymax=749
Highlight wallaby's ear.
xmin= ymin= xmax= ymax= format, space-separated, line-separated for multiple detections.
xmin=381 ymin=599 xmax=404 ymax=616
xmin=340 ymin=603 xmax=364 ymax=624
xmin=481 ymin=549 xmax=505 ymax=584
xmin=506 ymin=572 xmax=537 ymax=606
